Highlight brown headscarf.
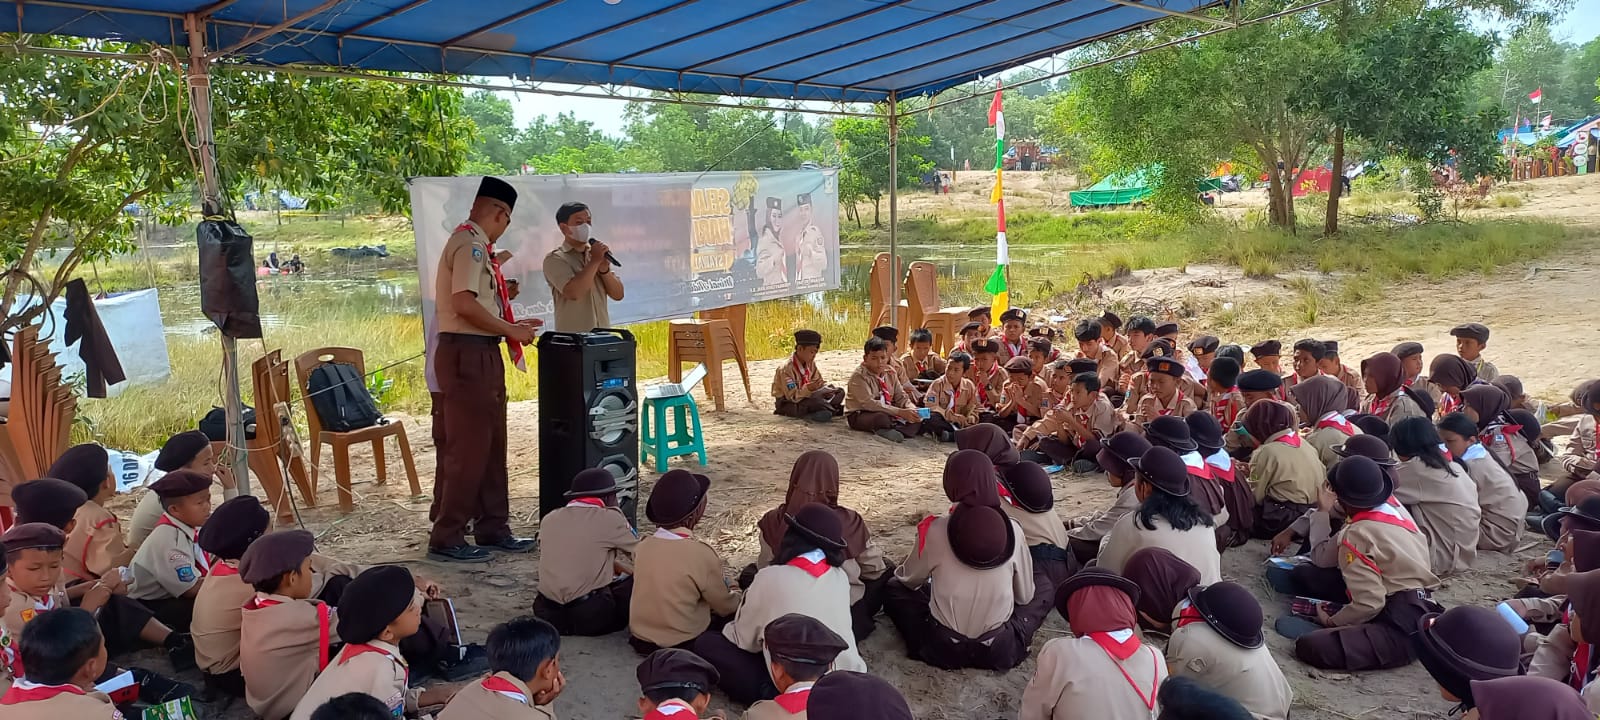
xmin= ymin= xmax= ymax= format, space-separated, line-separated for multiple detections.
xmin=757 ymin=451 xmax=870 ymax=559
xmin=1429 ymin=354 xmax=1478 ymax=391
xmin=943 ymin=449 xmax=1001 ymax=508
xmin=1123 ymin=548 xmax=1201 ymax=631
xmin=1571 ymin=529 xmax=1600 ymax=572
xmin=1244 ymin=400 xmax=1296 ymax=444
xmin=1565 ymin=569 xmax=1600 ymax=631
xmin=956 ymin=423 xmax=1020 ymax=472
xmin=1291 ymin=374 xmax=1356 ymax=421
xmin=1067 ymin=585 xmax=1138 ymax=636
xmin=1361 ymin=352 xmax=1406 ymax=399
xmin=1462 ymin=385 xmax=1512 ymax=432
xmin=1569 ymin=480 xmax=1600 ymax=506
xmin=1472 ymin=676 xmax=1593 ymax=720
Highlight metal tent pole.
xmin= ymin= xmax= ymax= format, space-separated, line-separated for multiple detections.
xmin=887 ymin=92 xmax=898 ymax=327
xmin=186 ymin=13 xmax=251 ymax=494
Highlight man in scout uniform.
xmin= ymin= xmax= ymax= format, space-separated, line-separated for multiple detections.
xmin=1018 ymin=372 xmax=1119 ymax=472
xmin=922 ymin=352 xmax=979 ymax=442
xmin=1100 ymin=311 xmax=1132 ymax=358
xmin=128 ymin=470 xmax=215 ymax=630
xmin=843 ymin=336 xmax=924 ymax=442
xmin=436 ymin=177 xmax=542 ymax=563
xmin=48 ymin=444 xmax=134 ymax=584
xmin=772 ymin=329 xmax=843 ymax=422
xmin=438 ymin=617 xmax=563 ymax=720
xmin=1317 ymin=340 xmax=1361 ymax=391
xmin=997 ymin=309 xmax=1030 ymax=363
xmin=240 ymin=530 xmax=339 ymax=720
xmin=545 ymin=199 xmax=623 ymax=332
xmin=794 ymin=193 xmax=826 ymax=283
xmin=901 ymin=328 xmax=947 ymax=387
xmin=533 ymin=468 xmax=639 ymax=636
xmin=192 ymin=495 xmax=269 ymax=697
xmin=636 ymin=648 xmax=722 ymax=720
xmin=1135 ymin=356 xmax=1198 ymax=424
xmin=967 ymin=339 xmax=1008 ymax=416
xmin=1450 ymin=323 xmax=1499 ymax=381
xmin=1073 ymin=318 xmax=1121 ymax=391
xmin=629 ymin=471 xmax=741 ymax=655
xmin=742 ymin=614 xmax=849 ymax=720
xmin=755 ymin=197 xmax=787 ymax=287
xmin=1 ymin=608 xmax=121 ymax=719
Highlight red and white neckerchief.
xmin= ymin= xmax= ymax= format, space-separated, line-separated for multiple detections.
xmin=1272 ymin=431 xmax=1303 ymax=448
xmin=0 ymin=679 xmax=115 ymax=713
xmin=1348 ymin=499 xmax=1419 ymax=532
xmin=457 ymin=222 xmax=525 ymax=371
xmin=567 ymin=497 xmax=606 ymax=508
xmin=1483 ymin=423 xmax=1524 ymax=463
xmin=1366 ymin=389 xmax=1400 ymax=418
xmin=876 ymin=373 xmax=894 ymax=404
xmin=773 ymin=681 xmax=815 ymax=713
xmin=1173 ymin=599 xmax=1206 ymax=629
xmin=1211 ymin=390 xmax=1241 ymax=428
xmin=1090 ymin=631 xmax=1158 ymax=718
xmin=1315 ymin=412 xmax=1356 ymax=436
xmin=1439 ymin=393 xmax=1460 ymax=416
xmin=1157 ymin=390 xmax=1186 ymax=417
xmin=786 ymin=549 xmax=830 ymax=578
xmin=645 ymin=699 xmax=700 ymax=719
xmin=978 ymin=366 xmax=1001 ymax=405
xmin=211 ymin=562 xmax=240 ymax=578
xmin=0 ymin=623 xmax=19 ymax=680
xmin=338 ymin=642 xmax=408 ymax=685
xmin=481 ymin=675 xmax=530 ymax=705
xmin=1180 ymin=452 xmax=1213 ymax=480
xmin=945 ymin=382 xmax=962 ymax=411
xmin=913 ymin=355 xmax=930 ymax=375
xmin=652 ymin=528 xmax=691 ymax=541
xmin=156 ymin=514 xmax=214 ymax=578
xmin=794 ymin=358 xmax=813 ymax=388
xmin=1204 ymin=449 xmax=1235 ymax=483
xmin=1402 ymin=374 xmax=1419 ymax=388
xmin=996 ymin=480 xmax=1020 ymax=508
xmin=1004 ymin=339 xmax=1025 ymax=359
xmin=245 ymin=595 xmax=333 ymax=670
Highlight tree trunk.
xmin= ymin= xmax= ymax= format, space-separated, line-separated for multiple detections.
xmin=1324 ymin=127 xmax=1345 ymax=236
xmin=872 ymin=197 xmax=882 ymax=228
xmin=1267 ymin=171 xmax=1288 ymax=228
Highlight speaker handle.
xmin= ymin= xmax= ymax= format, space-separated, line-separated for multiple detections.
xmin=536 ymin=331 xmax=588 ymax=350
xmin=590 ymin=327 xmax=635 ymax=343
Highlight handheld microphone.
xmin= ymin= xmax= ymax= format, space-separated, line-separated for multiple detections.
xmin=590 ymin=237 xmax=622 ymax=267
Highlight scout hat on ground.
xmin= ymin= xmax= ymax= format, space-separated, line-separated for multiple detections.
xmin=337 ymin=565 xmax=416 ymax=643
xmin=11 ymin=478 xmax=87 ymax=528
xmin=1392 ymin=341 xmax=1425 ymax=360
xmin=947 ymin=502 xmax=1015 ymax=570
xmin=1146 ymin=356 xmax=1184 ymax=378
xmin=1208 ymin=357 xmax=1241 ymax=388
xmin=150 ymin=469 xmax=212 ymax=499
xmin=645 ymin=469 xmax=711 ymax=527
xmin=1250 ymin=340 xmax=1282 ymax=359
xmin=1 ymin=522 xmax=66 ymax=552
xmin=477 ymin=176 xmax=517 ymax=211
xmin=763 ymin=614 xmax=848 ymax=668
xmin=1543 ymin=496 xmax=1600 ymax=541
xmin=46 ymin=443 xmax=110 ymax=496
xmin=1186 ymin=413 xmax=1225 ymax=455
xmin=793 ymin=329 xmax=822 ymax=347
xmin=1000 ymin=462 xmax=1054 ymax=513
xmin=1097 ymin=432 xmax=1152 ymax=482
xmin=808 ymin=671 xmax=914 ymax=720
xmin=200 ymin=495 xmax=270 ymax=560
xmin=1054 ymin=566 xmax=1140 ymax=620
xmin=564 ymin=468 xmax=621 ymax=499
xmin=1129 ymin=446 xmax=1191 ymax=497
xmin=1333 ymin=434 xmax=1399 ymax=467
xmin=1414 ymin=606 xmax=1522 ymax=708
xmin=1188 ymin=582 xmax=1265 ymax=648
xmin=1449 ymin=323 xmax=1490 ymax=343
xmin=637 ymin=648 xmax=719 ymax=697
xmin=154 ymin=430 xmax=210 ymax=472
xmin=1145 ymin=416 xmax=1198 ymax=453
xmin=1237 ymin=369 xmax=1283 ymax=392
xmin=785 ymin=502 xmax=847 ymax=551
xmin=1328 ymin=455 xmax=1392 ymax=509
xmin=239 ymin=529 xmax=316 ymax=584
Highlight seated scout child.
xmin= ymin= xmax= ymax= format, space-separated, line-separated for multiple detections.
xmin=291 ymin=565 xmax=458 ymax=720
xmin=1097 ymin=447 xmax=1222 ymax=584
xmin=1066 ymin=432 xmax=1151 ymax=564
xmin=968 ymin=306 xmax=993 ymax=337
xmin=240 ymin=530 xmax=339 ymax=720
xmin=741 ymin=614 xmax=848 ymax=720
xmin=192 ymin=495 xmax=270 ymax=697
xmin=1390 ymin=418 xmax=1480 ymax=576
xmin=1165 ymin=582 xmax=1293 ymax=720
xmin=629 ymin=470 xmax=741 ymax=655
xmin=1438 ymin=412 xmax=1525 ymax=553
xmin=1073 ymin=318 xmax=1121 ymax=390
xmin=1189 ymin=334 xmax=1220 ymax=376
xmin=2 ymin=608 xmax=120 ymax=718
xmin=1318 ymin=340 xmax=1361 ymax=390
xmin=843 ymin=336 xmax=924 ymax=442
xmin=922 ymin=351 xmax=979 ymax=442
xmin=1363 ymin=351 xmax=1433 ymax=427
xmin=47 ymin=444 xmax=134 ymax=583
xmin=999 ymin=462 xmax=1074 ymax=589
xmin=1017 ymin=372 xmax=1117 ymax=472
xmin=1203 ymin=357 xmax=1245 ymax=431
xmin=129 ymin=470 xmax=215 ymax=631
xmin=1428 ymin=353 xmax=1481 ymax=417
xmin=994 ymin=357 xmax=1046 ymax=433
xmin=1135 ymin=355 xmax=1198 ymax=424
xmin=1450 ymin=322 xmax=1499 ymax=381
xmin=1188 ymin=413 xmax=1255 ymax=549
xmin=1393 ymin=341 xmax=1431 ymax=389
xmin=956 ymin=321 xmax=986 ymax=352
xmin=900 ymin=328 xmax=946 ymax=386
xmin=693 ymin=503 xmax=864 ymax=705
xmin=1099 ymin=311 xmax=1132 ymax=358
xmin=130 ymin=430 xmax=237 ymax=550
xmin=1251 ymin=340 xmax=1284 ymax=373
xmin=968 ymin=338 xmax=1007 ymax=413
xmin=1412 ymin=606 xmax=1521 ymax=715
xmin=1026 ymin=338 xmax=1056 ymax=386
xmin=437 ymin=617 xmax=563 ymax=720
xmin=771 ymin=329 xmax=842 ymax=422
xmin=1018 ymin=568 xmax=1168 ymax=720
xmin=1042 ymin=359 xmax=1073 ymax=408
xmin=1292 ymin=374 xmax=1360 ymax=466
xmin=1287 ymin=339 xmax=1326 ymax=392
xmin=997 ymin=309 xmax=1029 ymax=362
xmin=870 ymin=326 xmax=917 ymax=396
xmin=1238 ymin=368 xmax=1285 ymax=409
xmin=533 ymin=468 xmax=638 ymax=637
xmin=1243 ymin=401 xmax=1325 ymax=538
xmin=1462 ymin=385 xmax=1542 ymax=506
xmin=635 ymin=649 xmax=721 ymax=720
xmin=1274 ymin=455 xmax=1442 ymax=672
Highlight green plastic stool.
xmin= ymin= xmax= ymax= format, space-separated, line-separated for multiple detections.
xmin=641 ymin=394 xmax=708 ymax=472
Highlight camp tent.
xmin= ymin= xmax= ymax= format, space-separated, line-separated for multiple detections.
xmin=1069 ymin=166 xmax=1224 ymax=208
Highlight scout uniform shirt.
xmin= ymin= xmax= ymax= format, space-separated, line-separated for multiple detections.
xmin=436 ymin=220 xmax=505 ymax=337
xmin=1019 ymin=395 xmax=1119 ymax=449
xmin=1098 ymin=511 xmax=1223 ymax=584
xmin=3 ymin=577 xmax=68 ymax=637
xmin=901 ymin=351 xmax=948 ymax=384
xmin=1134 ymin=389 xmax=1198 ymax=424
xmin=1560 ymin=413 xmax=1600 ymax=480
xmin=536 ymin=499 xmax=638 ymax=604
xmin=0 ymin=679 xmax=126 ymax=720
xmin=1075 ymin=344 xmax=1122 ymax=390
xmin=1391 ymin=459 xmax=1480 ymax=577
xmin=999 ymin=376 xmax=1050 ymax=426
xmin=722 ymin=555 xmax=868 ymax=673
xmin=130 ymin=512 xmax=211 ymax=600
xmin=1303 ymin=412 xmax=1359 ymax=467
xmin=1460 ymin=444 xmax=1526 ymax=553
xmin=1165 ymin=601 xmax=1293 ymax=720
xmin=130 ymin=483 xmax=239 ymax=551
xmin=1246 ymin=430 xmax=1323 ymax=507
xmin=64 ymin=500 xmax=134 ymax=582
xmin=970 ymin=363 xmax=1007 ymax=410
xmin=629 ymin=527 xmax=742 ymax=648
xmin=895 ymin=515 xmax=1035 ymax=639
xmin=290 ymin=639 xmax=418 ymax=720
xmin=1002 ymin=500 xmax=1071 ymax=552
xmin=242 ymin=593 xmax=336 ymax=720
xmin=843 ymin=365 xmax=914 ymax=416
xmin=743 ymin=680 xmax=815 ymax=720
xmin=1018 ymin=632 xmax=1168 ymax=720
xmin=542 ymin=240 xmax=612 ymax=333
xmin=1471 ymin=357 xmax=1500 ymax=382
xmin=1327 ymin=500 xmax=1439 ymax=628
xmin=1206 ymin=388 xmax=1246 ymax=433
xmin=437 ymin=671 xmax=555 ymax=720
xmin=756 ymin=536 xmax=887 ymax=606
xmin=772 ymin=356 xmax=827 ymax=405
xmin=1067 ymin=484 xmax=1139 ymax=544
xmin=924 ymin=375 xmax=980 ymax=428
xmin=998 ymin=336 xmax=1029 ymax=364
xmin=192 ymin=559 xmax=253 ymax=674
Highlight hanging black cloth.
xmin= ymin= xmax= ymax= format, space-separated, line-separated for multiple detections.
xmin=197 ymin=218 xmax=263 ymax=339
xmin=63 ymin=278 xmax=126 ymax=398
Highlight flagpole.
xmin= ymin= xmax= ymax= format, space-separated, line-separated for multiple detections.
xmin=887 ymin=91 xmax=899 ymax=327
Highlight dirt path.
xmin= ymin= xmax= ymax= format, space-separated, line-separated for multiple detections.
xmin=148 ymin=175 xmax=1600 ymax=720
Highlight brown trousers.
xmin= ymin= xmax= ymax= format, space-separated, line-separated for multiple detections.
xmin=429 ymin=333 xmax=511 ymax=549
xmin=1295 ymin=590 xmax=1440 ymax=671
xmin=775 ymin=394 xmax=843 ymax=418
xmin=882 ymin=575 xmax=1053 ymax=671
xmin=846 ymin=410 xmax=923 ymax=436
xmin=533 ymin=576 xmax=634 ymax=637
xmin=1253 ymin=498 xmax=1315 ymax=539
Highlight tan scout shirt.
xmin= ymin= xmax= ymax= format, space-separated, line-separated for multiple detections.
xmin=242 ymin=593 xmax=337 ymax=720
xmin=1484 ymin=424 xmax=1540 ymax=477
xmin=1472 ymin=357 xmax=1500 ymax=382
xmin=970 ymin=363 xmax=1007 ymax=408
xmin=192 ymin=564 xmax=253 ymax=674
xmin=307 ymin=552 xmax=364 ymax=599
xmin=1561 ymin=414 xmax=1600 ymax=479
xmin=129 ymin=513 xmax=208 ymax=600
xmin=1074 ymin=344 xmax=1121 ymax=390
xmin=1461 ymin=447 xmax=1526 ymax=553
xmin=1303 ymin=415 xmax=1360 ymax=467
xmin=895 ymin=515 xmax=1035 ymax=638
xmin=435 ymin=221 xmax=503 ymax=337
xmin=0 ymin=683 xmax=126 ymax=720
xmin=743 ymin=682 xmax=813 ymax=720
xmin=1134 ymin=390 xmax=1198 ymax=424
xmin=900 ymin=352 xmax=947 ymax=382
xmin=63 ymin=501 xmax=133 ymax=582
xmin=290 ymin=640 xmax=418 ymax=720
xmin=1166 ymin=614 xmax=1292 ymax=720
xmin=1328 ymin=510 xmax=1439 ymax=627
xmin=629 ymin=529 xmax=742 ymax=648
xmin=757 ymin=537 xmax=887 ymax=605
xmin=1286 ymin=508 xmax=1343 ymax=568
xmin=1098 ymin=512 xmax=1223 ymax=584
xmin=998 ymin=376 xmax=1049 ymax=423
xmin=772 ymin=357 xmax=826 ymax=404
xmin=1019 ymin=635 xmax=1168 ymax=720
xmin=924 ymin=376 xmax=980 ymax=427
xmin=542 ymin=242 xmax=611 ymax=333
xmin=1003 ymin=503 xmax=1070 ymax=550
xmin=537 ymin=502 xmax=638 ymax=604
xmin=722 ymin=562 xmax=867 ymax=673
xmin=843 ymin=365 xmax=913 ymax=415
xmin=129 ymin=483 xmax=239 ymax=551
xmin=1247 ymin=431 xmax=1324 ymax=505
xmin=997 ymin=337 xmax=1030 ymax=364
xmin=437 ymin=672 xmax=556 ymax=720
xmin=3 ymin=579 xmax=68 ymax=636
xmin=1068 ymin=485 xmax=1139 ymax=543
xmin=1020 ymin=395 xmax=1119 ymax=448
xmin=1392 ymin=458 xmax=1480 ymax=576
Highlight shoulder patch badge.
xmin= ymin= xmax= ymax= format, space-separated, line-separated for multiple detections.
xmin=176 ymin=566 xmax=196 ymax=583
xmin=471 ymin=246 xmax=484 ymax=262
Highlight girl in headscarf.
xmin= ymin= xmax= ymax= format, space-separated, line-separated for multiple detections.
xmin=1471 ymin=676 xmax=1593 ymax=720
xmin=1293 ymin=374 xmax=1361 ymax=466
xmin=1122 ymin=547 xmax=1201 ymax=633
xmin=1437 ymin=412 xmax=1526 ymax=554
xmin=956 ymin=423 xmax=1020 ymax=477
xmin=128 ymin=430 xmax=238 ymax=551
xmin=1391 ymin=417 xmax=1480 ymax=576
xmin=1243 ymin=401 xmax=1326 ymax=538
xmin=1000 ymin=461 xmax=1075 ymax=590
xmin=1559 ymin=569 xmax=1600 ymax=712
xmin=1429 ymin=354 xmax=1482 ymax=418
xmin=1463 ymin=385 xmax=1542 ymax=507
xmin=1361 ymin=352 xmax=1430 ymax=428
xmin=1097 ymin=447 xmax=1222 ymax=583
xmin=753 ymin=451 xmax=887 ymax=640
xmin=1019 ymin=569 xmax=1168 ymax=720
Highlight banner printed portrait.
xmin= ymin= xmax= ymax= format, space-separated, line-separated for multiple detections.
xmin=411 ymin=170 xmax=839 ymax=390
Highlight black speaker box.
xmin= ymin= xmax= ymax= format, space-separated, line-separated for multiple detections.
xmin=537 ymin=329 xmax=640 ymax=525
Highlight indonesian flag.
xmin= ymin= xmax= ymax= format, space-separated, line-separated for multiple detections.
xmin=1541 ymin=114 xmax=1553 ymax=129
xmin=1529 ymin=87 xmax=1543 ymax=104
xmin=986 ymin=83 xmax=1009 ymax=316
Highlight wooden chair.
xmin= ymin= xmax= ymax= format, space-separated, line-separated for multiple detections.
xmin=667 ymin=319 xmax=751 ymax=412
xmin=293 ymin=347 xmax=422 ymax=513
xmin=905 ymin=261 xmax=971 ymax=355
xmin=868 ymin=252 xmax=907 ymax=333
xmin=251 ymin=350 xmax=317 ymax=523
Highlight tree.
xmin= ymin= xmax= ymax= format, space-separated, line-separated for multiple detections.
xmin=0 ymin=36 xmax=472 ymax=332
xmin=527 ymin=144 xmax=624 ymax=174
xmin=622 ymin=99 xmax=798 ymax=172
xmin=463 ymin=90 xmax=523 ymax=172
xmin=832 ymin=113 xmax=931 ymax=227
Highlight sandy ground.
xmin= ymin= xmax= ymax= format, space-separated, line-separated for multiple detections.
xmin=120 ymin=174 xmax=1600 ymax=719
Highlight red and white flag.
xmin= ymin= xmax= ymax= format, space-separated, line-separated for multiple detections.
xmin=1529 ymin=87 xmax=1543 ymax=104
xmin=1541 ymin=114 xmax=1553 ymax=129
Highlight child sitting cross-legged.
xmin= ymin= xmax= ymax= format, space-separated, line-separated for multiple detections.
xmin=436 ymin=616 xmax=565 ymax=720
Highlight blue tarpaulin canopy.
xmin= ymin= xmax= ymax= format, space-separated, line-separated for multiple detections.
xmin=8 ymin=0 xmax=1225 ymax=102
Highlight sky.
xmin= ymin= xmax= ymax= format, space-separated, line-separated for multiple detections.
xmin=501 ymin=0 xmax=1600 ymax=138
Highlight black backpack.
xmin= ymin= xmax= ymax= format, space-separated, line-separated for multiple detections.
xmin=306 ymin=362 xmax=383 ymax=432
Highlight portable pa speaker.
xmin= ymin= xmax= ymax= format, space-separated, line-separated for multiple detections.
xmin=537 ymin=329 xmax=639 ymax=525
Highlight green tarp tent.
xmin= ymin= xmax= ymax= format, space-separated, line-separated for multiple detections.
xmin=1069 ymin=167 xmax=1224 ymax=208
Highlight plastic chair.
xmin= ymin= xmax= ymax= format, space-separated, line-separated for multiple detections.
xmin=293 ymin=347 xmax=422 ymax=513
xmin=641 ymin=394 xmax=708 ymax=472
xmin=906 ymin=261 xmax=971 ymax=355
xmin=696 ymin=304 xmax=747 ymax=360
xmin=869 ymin=252 xmax=908 ymax=334
xmin=251 ymin=350 xmax=317 ymax=522
xmin=667 ymin=319 xmax=751 ymax=412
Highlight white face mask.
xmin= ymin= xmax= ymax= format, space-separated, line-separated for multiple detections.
xmin=569 ymin=222 xmax=591 ymax=244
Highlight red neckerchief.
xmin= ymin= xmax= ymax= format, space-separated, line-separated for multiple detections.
xmin=0 ymin=624 xmax=19 ymax=680
xmin=645 ymin=699 xmax=699 ymax=719
xmin=978 ymin=366 xmax=1001 ymax=405
xmin=1174 ymin=599 xmax=1206 ymax=629
xmin=774 ymin=684 xmax=812 ymax=713
xmin=211 ymin=562 xmax=240 ymax=577
xmin=567 ymin=497 xmax=606 ymax=508
xmin=913 ymin=355 xmax=929 ymax=375
xmin=1179 ymin=451 xmax=1213 ymax=480
xmin=1158 ymin=390 xmax=1185 ymax=416
xmin=1005 ymin=339 xmax=1025 ymax=358
xmin=338 ymin=642 xmax=407 ymax=685
xmin=785 ymin=552 xmax=831 ymax=578
xmin=996 ymin=479 xmax=1021 ymax=507
xmin=1367 ymin=389 xmax=1399 ymax=418
xmin=156 ymin=514 xmax=214 ymax=577
xmin=945 ymin=382 xmax=962 ymax=411
xmin=1482 ymin=424 xmax=1525 ymax=463
xmin=916 ymin=515 xmax=938 ymax=555
xmin=876 ymin=373 xmax=893 ymax=405
xmin=1572 ymin=607 xmax=1593 ymax=691
xmin=460 ymin=222 xmax=525 ymax=371
xmin=1204 ymin=450 xmax=1235 ymax=483
xmin=245 ymin=596 xmax=333 ymax=669
xmin=1439 ymin=393 xmax=1460 ymax=416
xmin=794 ymin=357 xmax=813 ymax=388
xmin=1089 ymin=630 xmax=1142 ymax=660
xmin=1272 ymin=431 xmax=1303 ymax=448
xmin=1349 ymin=499 xmax=1419 ymax=533
xmin=1315 ymin=412 xmax=1356 ymax=436
xmin=0 ymin=679 xmax=92 ymax=706
xmin=1211 ymin=390 xmax=1241 ymax=428
xmin=481 ymin=675 xmax=529 ymax=705
xmin=1090 ymin=634 xmax=1157 ymax=715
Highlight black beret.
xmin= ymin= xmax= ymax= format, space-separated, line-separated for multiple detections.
xmin=1141 ymin=338 xmax=1175 ymax=360
xmin=1322 ymin=339 xmax=1341 ymax=354
xmin=1450 ymin=323 xmax=1490 ymax=343
xmin=150 ymin=470 xmax=212 ymax=499
xmin=1250 ymin=340 xmax=1282 ymax=358
xmin=1237 ymin=369 xmax=1284 ymax=392
xmin=968 ymin=306 xmax=991 ymax=319
xmin=637 ymin=648 xmax=719 ymax=696
xmin=999 ymin=308 xmax=1027 ymax=324
xmin=46 ymin=444 xmax=110 ymax=496
xmin=794 ymin=329 xmax=822 ymax=347
xmin=1208 ymin=357 xmax=1242 ymax=388
xmin=1067 ymin=358 xmax=1100 ymax=375
xmin=155 ymin=431 xmax=211 ymax=472
xmin=1146 ymin=356 xmax=1184 ymax=378
xmin=959 ymin=321 xmax=984 ymax=335
xmin=1392 ymin=341 xmax=1425 ymax=359
xmin=763 ymin=613 xmax=848 ymax=666
xmin=1187 ymin=335 xmax=1220 ymax=354
xmin=871 ymin=326 xmax=899 ymax=343
xmin=239 ymin=530 xmax=316 ymax=584
xmin=809 ymin=671 xmax=914 ymax=720
xmin=11 ymin=478 xmax=87 ymax=529
xmin=476 ymin=176 xmax=517 ymax=211
xmin=0 ymin=522 xmax=66 ymax=552
xmin=1004 ymin=357 xmax=1033 ymax=374
xmin=337 ymin=565 xmax=417 ymax=644
xmin=1154 ymin=322 xmax=1179 ymax=336
xmin=200 ymin=496 xmax=271 ymax=560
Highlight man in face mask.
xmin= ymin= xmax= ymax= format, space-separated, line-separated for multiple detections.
xmin=544 ymin=201 xmax=625 ymax=333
